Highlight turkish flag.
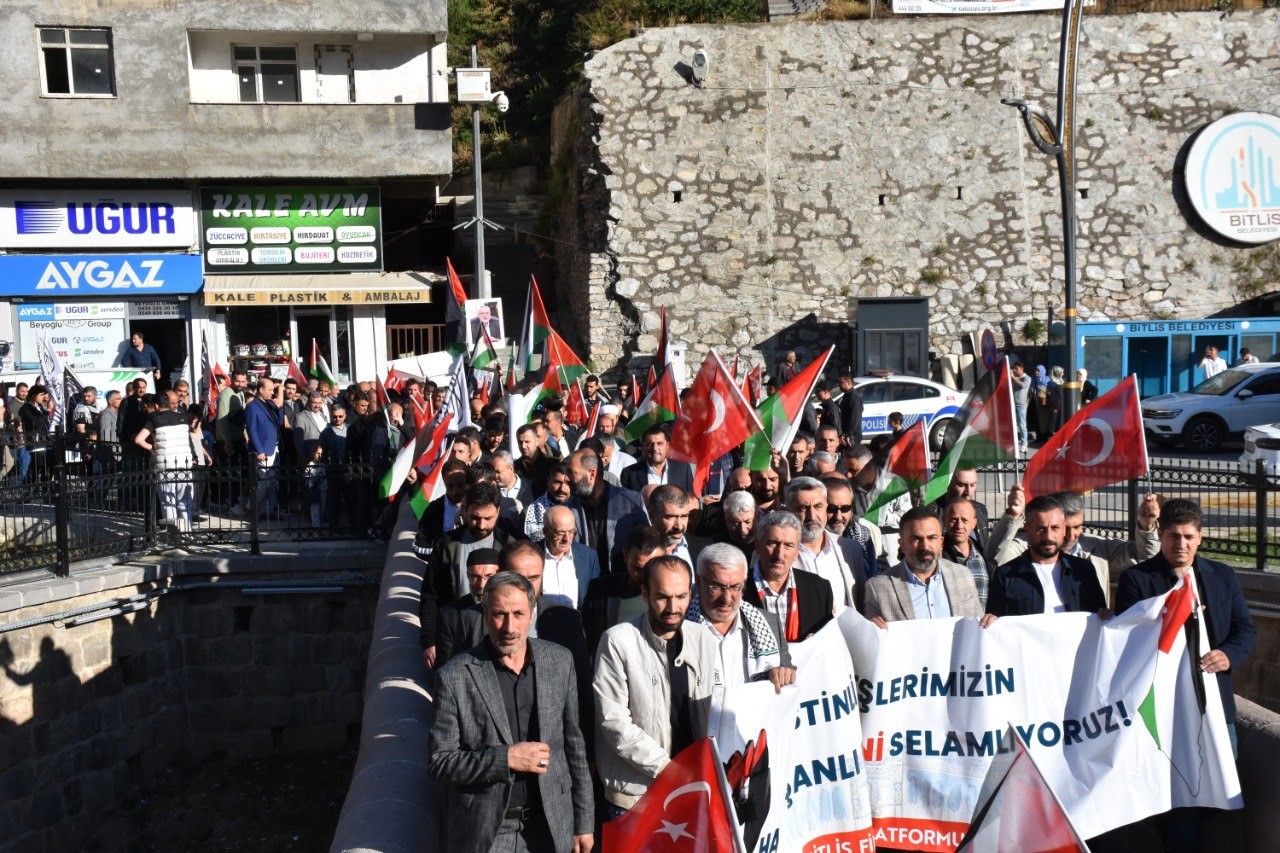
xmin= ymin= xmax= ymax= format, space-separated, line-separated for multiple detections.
xmin=602 ymin=739 xmax=741 ymax=853
xmin=671 ymin=351 xmax=763 ymax=497
xmin=1023 ymin=375 xmax=1148 ymax=499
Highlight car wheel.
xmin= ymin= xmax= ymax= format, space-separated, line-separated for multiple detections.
xmin=1182 ymin=416 xmax=1226 ymax=452
xmin=929 ymin=418 xmax=952 ymax=452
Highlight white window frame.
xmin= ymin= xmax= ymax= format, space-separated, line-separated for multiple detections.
xmin=232 ymin=44 xmax=301 ymax=103
xmin=37 ymin=26 xmax=116 ymax=98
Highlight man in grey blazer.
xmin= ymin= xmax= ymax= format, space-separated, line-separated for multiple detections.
xmin=865 ymin=507 xmax=994 ymax=625
xmin=428 ymin=571 xmax=594 ymax=853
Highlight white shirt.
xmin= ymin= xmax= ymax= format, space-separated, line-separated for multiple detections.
xmin=1032 ymin=560 xmax=1067 ymax=613
xmin=500 ymin=477 xmax=525 ymax=514
xmin=542 ymin=545 xmax=580 ymax=608
xmin=1202 ymin=356 xmax=1228 ymax=378
xmin=670 ymin=538 xmax=692 ymax=569
xmin=796 ymin=531 xmax=851 ymax=611
xmin=699 ymin=615 xmax=773 ymax=689
xmin=646 ymin=463 xmax=669 ymax=486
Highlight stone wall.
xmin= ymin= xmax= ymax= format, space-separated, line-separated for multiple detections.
xmin=0 ymin=550 xmax=381 ymax=853
xmin=557 ymin=11 xmax=1280 ymax=375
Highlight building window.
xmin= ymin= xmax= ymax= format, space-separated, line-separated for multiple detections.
xmin=233 ymin=45 xmax=300 ymax=103
xmin=39 ymin=27 xmax=115 ymax=96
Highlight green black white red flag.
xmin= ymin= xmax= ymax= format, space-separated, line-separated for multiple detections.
xmin=861 ymin=418 xmax=931 ymax=526
xmin=922 ymin=358 xmax=1017 ymax=505
xmin=623 ymin=368 xmax=680 ymax=444
xmin=742 ymin=346 xmax=833 ymax=471
xmin=309 ymin=338 xmax=338 ymax=386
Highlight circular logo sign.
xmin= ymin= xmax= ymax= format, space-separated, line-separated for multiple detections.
xmin=1184 ymin=111 xmax=1280 ymax=244
xmin=980 ymin=329 xmax=998 ymax=369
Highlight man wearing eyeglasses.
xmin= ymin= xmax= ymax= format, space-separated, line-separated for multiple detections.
xmin=541 ymin=505 xmax=601 ymax=609
xmin=689 ymin=543 xmax=796 ymax=693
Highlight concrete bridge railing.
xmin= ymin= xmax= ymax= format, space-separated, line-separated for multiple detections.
xmin=331 ymin=502 xmax=439 ymax=853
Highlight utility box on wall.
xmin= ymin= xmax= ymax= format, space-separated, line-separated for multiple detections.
xmin=855 ymin=297 xmax=930 ymax=378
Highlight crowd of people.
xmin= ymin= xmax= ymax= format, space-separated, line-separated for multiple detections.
xmin=413 ymin=370 xmax=1256 ymax=853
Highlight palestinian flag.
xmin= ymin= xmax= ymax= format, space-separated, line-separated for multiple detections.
xmin=922 ymin=358 xmax=1017 ymax=505
xmin=378 ymin=415 xmax=433 ymax=500
xmin=742 ymin=346 xmax=833 ymax=471
xmin=516 ymin=276 xmax=554 ymax=375
xmin=445 ymin=257 xmax=468 ymax=337
xmin=470 ymin=323 xmax=497 ymax=370
xmin=545 ymin=328 xmax=587 ymax=386
xmin=1138 ymin=574 xmax=1199 ymax=750
xmin=623 ymin=368 xmax=680 ymax=443
xmin=310 ymin=339 xmax=338 ymax=386
xmin=408 ymin=416 xmax=455 ymax=518
xmin=506 ymin=347 xmax=518 ymax=391
xmin=862 ymin=419 xmax=931 ymax=525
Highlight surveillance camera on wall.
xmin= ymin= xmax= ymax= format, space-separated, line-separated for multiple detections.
xmin=691 ymin=49 xmax=708 ymax=86
xmin=493 ymin=92 xmax=510 ymax=113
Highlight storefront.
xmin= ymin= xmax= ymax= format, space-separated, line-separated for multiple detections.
xmin=197 ymin=185 xmax=437 ymax=386
xmin=0 ymin=188 xmax=202 ymax=388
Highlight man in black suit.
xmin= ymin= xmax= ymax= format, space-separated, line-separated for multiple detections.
xmin=1116 ymin=498 xmax=1255 ymax=853
xmin=468 ymin=301 xmax=500 ymax=343
xmin=435 ymin=548 xmax=500 ymax=667
xmin=619 ymin=423 xmax=694 ymax=493
xmin=647 ymin=485 xmax=711 ymax=570
xmin=502 ymin=540 xmax=593 ymax=735
xmin=582 ymin=525 xmax=666 ymax=653
xmin=986 ymin=495 xmax=1108 ymax=618
xmin=837 ymin=374 xmax=864 ymax=448
xmin=929 ymin=468 xmax=992 ymax=553
xmin=742 ymin=511 xmax=834 ymax=649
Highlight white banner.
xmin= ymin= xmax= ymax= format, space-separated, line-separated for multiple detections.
xmin=711 ymin=622 xmax=875 ymax=853
xmin=713 ymin=586 xmax=1240 ymax=852
xmin=0 ymin=189 xmax=197 ymax=249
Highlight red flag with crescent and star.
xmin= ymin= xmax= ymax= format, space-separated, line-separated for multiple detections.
xmin=670 ymin=350 xmax=763 ymax=497
xmin=1023 ymin=375 xmax=1148 ymax=499
xmin=602 ymin=738 xmax=741 ymax=853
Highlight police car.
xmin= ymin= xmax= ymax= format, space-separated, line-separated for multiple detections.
xmin=840 ymin=374 xmax=964 ymax=450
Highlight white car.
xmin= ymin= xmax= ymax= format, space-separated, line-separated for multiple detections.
xmin=845 ymin=375 xmax=965 ymax=450
xmin=1142 ymin=363 xmax=1280 ymax=452
xmin=1239 ymin=421 xmax=1280 ymax=479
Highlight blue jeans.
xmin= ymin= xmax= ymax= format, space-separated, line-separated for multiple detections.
xmin=1015 ymin=404 xmax=1028 ymax=449
xmin=14 ymin=447 xmax=32 ymax=482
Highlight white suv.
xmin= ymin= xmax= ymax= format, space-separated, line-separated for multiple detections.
xmin=1142 ymin=363 xmax=1280 ymax=452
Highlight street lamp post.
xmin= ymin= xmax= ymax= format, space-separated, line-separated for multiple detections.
xmin=1003 ymin=0 xmax=1087 ymax=420
xmin=452 ymin=44 xmax=507 ymax=301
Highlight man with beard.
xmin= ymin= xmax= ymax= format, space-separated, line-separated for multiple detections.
xmin=524 ymin=463 xmax=575 ymax=542
xmin=420 ymin=483 xmax=513 ymax=668
xmin=987 ymin=484 xmax=1159 ymax=607
xmin=428 ymin=571 xmax=594 ymax=853
xmin=619 ymin=424 xmax=694 ymax=492
xmin=986 ymin=495 xmax=1109 ymax=618
xmin=748 ymin=465 xmax=782 ymax=514
xmin=784 ymin=433 xmax=811 ymax=479
xmin=646 ymin=485 xmax=707 ymax=569
xmin=689 ymin=543 xmax=794 ymax=691
xmin=782 ymin=477 xmax=866 ymax=613
xmin=567 ymin=448 xmax=647 ymax=574
xmin=821 ymin=475 xmax=884 ymax=576
xmin=593 ymin=555 xmax=721 ymax=819
xmin=742 ymin=512 xmax=834 ymax=645
xmin=433 ymin=548 xmax=500 ymax=667
xmin=515 ymin=423 xmax=552 ymax=496
xmin=865 ymin=507 xmax=990 ymax=624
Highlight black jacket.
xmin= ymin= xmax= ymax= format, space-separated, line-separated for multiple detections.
xmin=418 ymin=527 xmax=513 ymax=647
xmin=1116 ymin=553 xmax=1256 ymax=723
xmin=987 ymin=551 xmax=1106 ymax=617
xmin=742 ymin=569 xmax=834 ymax=644
xmin=581 ymin=573 xmax=642 ymax=653
xmin=619 ymin=458 xmax=695 ymax=493
xmin=536 ymin=598 xmax=594 ymax=740
xmin=839 ymin=389 xmax=864 ymax=445
xmin=435 ymin=593 xmax=484 ymax=665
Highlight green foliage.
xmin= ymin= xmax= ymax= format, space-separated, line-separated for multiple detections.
xmin=1023 ymin=317 xmax=1045 ymax=344
xmin=449 ymin=1 xmax=765 ymax=176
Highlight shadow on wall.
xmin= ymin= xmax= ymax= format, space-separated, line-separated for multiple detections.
xmin=0 ymin=599 xmax=167 ymax=850
xmin=753 ymin=312 xmax=855 ymax=382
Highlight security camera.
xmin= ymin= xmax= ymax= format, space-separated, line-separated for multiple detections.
xmin=493 ymin=91 xmax=509 ymax=113
xmin=691 ymin=49 xmax=708 ymax=86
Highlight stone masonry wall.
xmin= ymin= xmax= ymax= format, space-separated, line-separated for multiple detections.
xmin=559 ymin=11 xmax=1280 ymax=375
xmin=0 ymin=564 xmax=378 ymax=853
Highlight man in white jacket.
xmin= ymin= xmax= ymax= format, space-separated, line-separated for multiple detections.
xmin=593 ymin=554 xmax=721 ymax=820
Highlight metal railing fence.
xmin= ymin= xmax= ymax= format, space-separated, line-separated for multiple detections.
xmin=2 ymin=432 xmax=379 ymax=578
